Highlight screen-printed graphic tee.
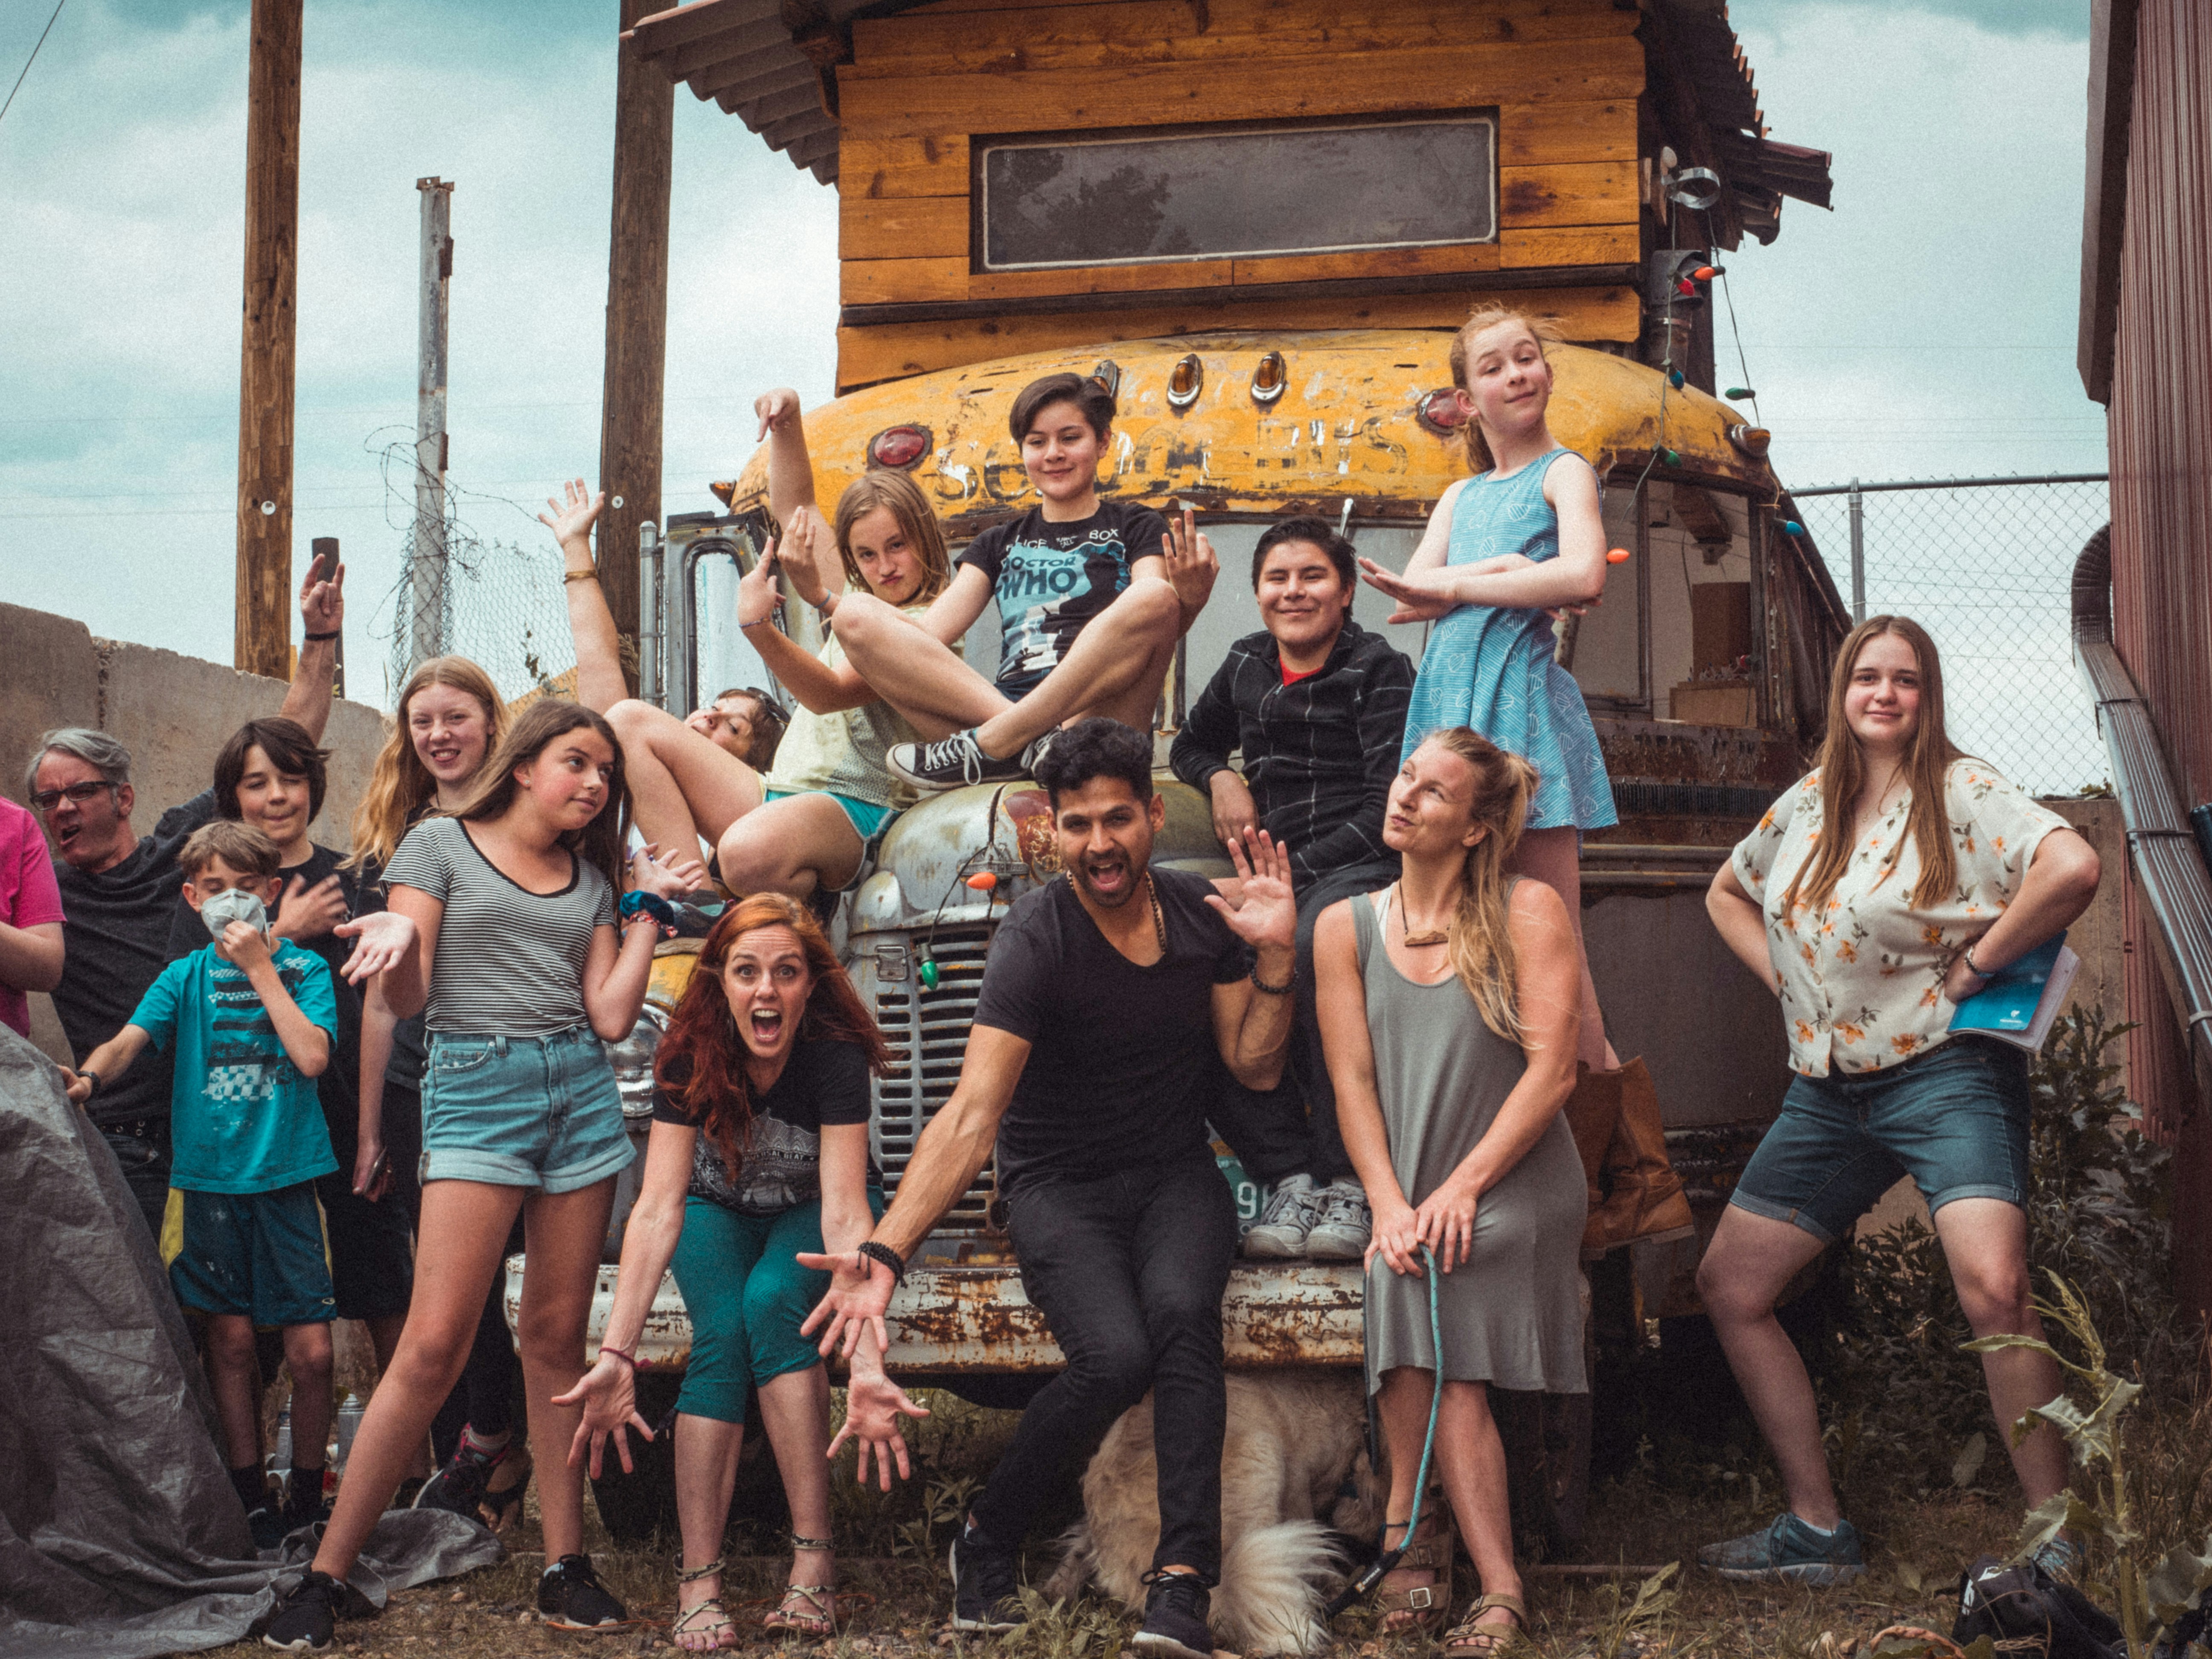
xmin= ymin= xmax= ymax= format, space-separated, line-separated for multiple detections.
xmin=956 ymin=500 xmax=1169 ymax=690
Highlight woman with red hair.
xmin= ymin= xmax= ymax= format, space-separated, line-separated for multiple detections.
xmin=558 ymin=894 xmax=906 ymax=1648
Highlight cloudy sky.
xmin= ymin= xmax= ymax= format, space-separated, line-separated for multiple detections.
xmin=0 ymin=0 xmax=2106 ymax=711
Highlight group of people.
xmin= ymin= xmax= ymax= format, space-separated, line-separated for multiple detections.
xmin=0 ymin=302 xmax=2104 ymax=1659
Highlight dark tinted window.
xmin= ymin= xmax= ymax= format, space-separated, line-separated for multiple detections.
xmin=979 ymin=119 xmax=1497 ymax=271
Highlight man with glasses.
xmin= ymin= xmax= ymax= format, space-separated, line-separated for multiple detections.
xmin=26 ymin=566 xmax=344 ymax=1239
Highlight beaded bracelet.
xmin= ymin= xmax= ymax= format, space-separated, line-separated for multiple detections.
xmin=857 ymin=1240 xmax=907 ymax=1287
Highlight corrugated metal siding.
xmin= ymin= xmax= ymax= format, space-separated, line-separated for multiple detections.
xmin=2104 ymin=0 xmax=2212 ymax=1313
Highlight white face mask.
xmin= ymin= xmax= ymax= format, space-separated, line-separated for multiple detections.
xmin=199 ymin=886 xmax=270 ymax=940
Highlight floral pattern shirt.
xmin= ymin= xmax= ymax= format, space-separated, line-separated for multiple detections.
xmin=1731 ymin=759 xmax=2070 ymax=1077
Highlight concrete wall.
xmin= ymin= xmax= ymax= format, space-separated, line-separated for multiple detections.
xmin=2 ymin=602 xmax=389 ymax=1065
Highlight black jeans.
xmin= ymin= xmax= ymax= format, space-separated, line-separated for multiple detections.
xmin=1207 ymin=858 xmax=1396 ymax=1187
xmin=970 ymin=1156 xmax=1238 ymax=1580
xmin=100 ymin=1129 xmax=172 ymax=1244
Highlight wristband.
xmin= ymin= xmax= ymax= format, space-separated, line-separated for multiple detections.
xmin=600 ymin=1344 xmax=638 ymax=1371
xmin=857 ymin=1240 xmax=906 ymax=1287
xmin=303 ymin=629 xmax=340 ymax=642
xmin=738 ymin=617 xmax=774 ymax=630
xmin=619 ymin=890 xmax=678 ymax=928
xmin=1963 ymin=945 xmax=1994 ymax=979
xmin=562 ymin=568 xmax=599 ymax=585
xmin=79 ymin=1068 xmax=102 ymax=1097
xmin=1252 ymin=965 xmax=1295 ymax=996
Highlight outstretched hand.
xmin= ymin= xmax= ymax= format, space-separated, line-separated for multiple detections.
xmin=1204 ymin=827 xmax=1296 ymax=954
xmin=797 ymin=1249 xmax=895 ymax=1361
xmin=335 ymin=910 xmax=416 ymax=986
xmin=630 ymin=841 xmax=706 ymax=900
xmin=539 ymin=478 xmax=605 ymax=549
xmin=552 ymin=1353 xmax=655 ymax=1479
xmin=830 ymin=1369 xmax=930 ymax=1491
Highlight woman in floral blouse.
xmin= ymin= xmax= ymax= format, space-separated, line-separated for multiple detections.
xmin=1695 ymin=616 xmax=2101 ymax=1587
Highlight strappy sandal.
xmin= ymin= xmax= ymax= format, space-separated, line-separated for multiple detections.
xmin=1441 ymin=1593 xmax=1526 ymax=1657
xmin=672 ymin=1557 xmax=735 ymax=1652
xmin=763 ymin=1534 xmax=836 ymax=1638
xmin=1377 ymin=1502 xmax=1455 ymax=1634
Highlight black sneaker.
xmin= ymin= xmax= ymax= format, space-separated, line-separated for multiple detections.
xmin=282 ymin=1470 xmax=329 ymax=1533
xmin=538 ymin=1554 xmax=632 ymax=1631
xmin=247 ymin=1503 xmax=291 ymax=1551
xmin=262 ymin=1569 xmax=341 ymax=1652
xmin=948 ymin=1528 xmax=1025 ymax=1633
xmin=412 ymin=1433 xmax=506 ymax=1520
xmin=1132 ymin=1569 xmax=1213 ymax=1659
xmin=888 ymin=730 xmax=1028 ymax=793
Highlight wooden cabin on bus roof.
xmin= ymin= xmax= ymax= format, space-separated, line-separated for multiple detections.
xmin=629 ymin=0 xmax=1832 ymax=395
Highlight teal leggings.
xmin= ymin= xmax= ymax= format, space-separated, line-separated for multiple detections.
xmin=669 ymin=1190 xmax=885 ymax=1423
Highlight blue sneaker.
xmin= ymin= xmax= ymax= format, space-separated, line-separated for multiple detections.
xmin=1698 ymin=1513 xmax=1866 ymax=1586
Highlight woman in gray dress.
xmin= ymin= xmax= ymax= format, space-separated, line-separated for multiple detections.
xmin=1316 ymin=726 xmax=1589 ymax=1657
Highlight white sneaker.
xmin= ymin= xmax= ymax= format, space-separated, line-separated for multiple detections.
xmin=1241 ymin=1173 xmax=1320 ymax=1257
xmin=1304 ymin=1178 xmax=1371 ymax=1260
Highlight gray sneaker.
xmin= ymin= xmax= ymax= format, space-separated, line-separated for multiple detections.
xmin=1699 ymin=1513 xmax=1866 ymax=1586
xmin=1304 ymin=1178 xmax=1371 ymax=1260
xmin=1242 ymin=1173 xmax=1320 ymax=1257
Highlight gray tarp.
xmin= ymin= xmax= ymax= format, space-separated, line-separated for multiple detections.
xmin=0 ymin=1027 xmax=501 ymax=1657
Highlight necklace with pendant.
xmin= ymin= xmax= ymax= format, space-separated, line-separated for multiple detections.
xmin=1394 ymin=883 xmax=1450 ymax=948
xmin=1071 ymin=869 xmax=1167 ymax=953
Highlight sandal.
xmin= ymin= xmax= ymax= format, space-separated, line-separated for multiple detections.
xmin=1376 ymin=1501 xmax=1455 ymax=1634
xmin=763 ymin=1534 xmax=836 ymax=1638
xmin=672 ymin=1557 xmax=735 ymax=1653
xmin=1441 ymin=1593 xmax=1526 ymax=1657
xmin=480 ymin=1444 xmax=533 ymax=1533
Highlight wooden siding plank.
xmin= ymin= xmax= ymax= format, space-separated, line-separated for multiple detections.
xmin=835 ymin=285 xmax=1639 ymax=389
xmin=848 ymin=0 xmax=1635 ymax=78
xmin=838 ymin=134 xmax=970 ymax=200
xmin=839 ymin=194 xmax=969 ymax=260
xmin=836 ymin=37 xmax=1645 ymax=138
xmin=841 ymin=257 xmax=972 ymax=305
xmin=1499 ymin=161 xmax=1638 ymax=227
xmin=969 ymin=260 xmax=1234 ymax=299
xmin=1500 ymin=223 xmax=1638 ymax=266
xmin=1499 ymin=99 xmax=1638 ymax=165
xmin=1228 ymin=244 xmax=1503 ymax=285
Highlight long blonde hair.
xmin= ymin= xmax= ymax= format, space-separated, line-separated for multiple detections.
xmin=347 ymin=656 xmax=506 ymax=873
xmin=1448 ymin=303 xmax=1565 ymax=474
xmin=831 ymin=471 xmax=952 ymax=603
xmin=1782 ymin=616 xmax=1965 ymax=914
xmin=1420 ymin=728 xmax=1540 ymax=1040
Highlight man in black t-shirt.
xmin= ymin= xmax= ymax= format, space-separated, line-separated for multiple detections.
xmin=26 ymin=564 xmax=343 ymax=1239
xmin=799 ymin=720 xmax=1297 ymax=1659
xmin=785 ymin=372 xmax=1218 ymax=792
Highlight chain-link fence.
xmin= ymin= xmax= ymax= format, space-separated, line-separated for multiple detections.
xmin=1791 ymin=474 xmax=2110 ymax=798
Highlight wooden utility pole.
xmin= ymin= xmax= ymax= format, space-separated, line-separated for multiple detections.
xmin=596 ymin=0 xmax=675 ymax=678
xmin=409 ymin=178 xmax=455 ymax=668
xmin=235 ymin=0 xmax=303 ymax=678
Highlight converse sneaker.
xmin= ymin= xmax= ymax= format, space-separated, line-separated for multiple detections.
xmin=1304 ymin=1177 xmax=1372 ymax=1261
xmin=948 ymin=1525 xmax=1025 ymax=1633
xmin=261 ymin=1569 xmax=341 ymax=1652
xmin=1132 ymin=1569 xmax=1213 ymax=1659
xmin=1241 ymin=1173 xmax=1321 ymax=1258
xmin=888 ymin=730 xmax=1028 ymax=793
xmin=1698 ymin=1513 xmax=1866 ymax=1586
xmin=538 ymin=1554 xmax=632 ymax=1631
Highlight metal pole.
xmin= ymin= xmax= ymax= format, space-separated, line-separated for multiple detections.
xmin=410 ymin=177 xmax=454 ymax=667
xmin=1848 ymin=476 xmax=1865 ymax=624
xmin=637 ymin=519 xmax=662 ymax=709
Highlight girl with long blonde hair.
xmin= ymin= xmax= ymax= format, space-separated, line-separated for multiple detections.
xmin=1698 ymin=617 xmax=2102 ymax=1586
xmin=1317 ymin=726 xmax=1592 ymax=1658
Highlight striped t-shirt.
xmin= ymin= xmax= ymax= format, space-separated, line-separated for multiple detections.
xmin=380 ymin=815 xmax=617 ymax=1036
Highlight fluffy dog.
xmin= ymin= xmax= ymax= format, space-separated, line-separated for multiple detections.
xmin=1042 ymin=1369 xmax=1385 ymax=1655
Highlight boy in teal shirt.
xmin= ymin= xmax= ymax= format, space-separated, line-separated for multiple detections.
xmin=66 ymin=820 xmax=340 ymax=1544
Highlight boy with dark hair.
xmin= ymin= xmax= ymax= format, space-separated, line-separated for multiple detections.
xmin=803 ymin=371 xmax=1217 ymax=790
xmin=66 ymin=819 xmax=341 ymax=1545
xmin=1170 ymin=515 xmax=1415 ymax=1259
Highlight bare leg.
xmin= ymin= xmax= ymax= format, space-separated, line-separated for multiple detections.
xmin=1434 ymin=1381 xmax=1521 ymax=1636
xmin=514 ymin=1180 xmax=620 ymax=1565
xmin=827 ymin=594 xmax=1008 ymax=739
xmin=1933 ymin=1198 xmax=2069 ymax=1505
xmin=605 ymin=699 xmax=765 ymax=859
xmin=672 ymin=1413 xmax=743 ymax=1648
xmin=313 ymin=1182 xmax=524 ymax=1579
xmin=971 ymin=578 xmax=1182 ymax=757
xmin=283 ymin=1322 xmax=337 ymax=1482
xmin=206 ymin=1315 xmax=264 ymax=1469
xmin=714 ymin=793 xmax=865 ymax=900
xmin=1508 ymin=826 xmax=1618 ymax=1070
xmin=1695 ymin=1205 xmax=1839 ymax=1525
xmin=757 ymin=1365 xmax=836 ymax=1618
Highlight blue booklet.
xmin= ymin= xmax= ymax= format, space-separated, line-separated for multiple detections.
xmin=1949 ymin=934 xmax=2077 ymax=1050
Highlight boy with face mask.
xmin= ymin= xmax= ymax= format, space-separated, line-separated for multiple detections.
xmin=64 ymin=820 xmax=341 ymax=1543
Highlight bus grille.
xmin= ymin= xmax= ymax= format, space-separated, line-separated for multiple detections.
xmin=870 ymin=924 xmax=997 ymax=1235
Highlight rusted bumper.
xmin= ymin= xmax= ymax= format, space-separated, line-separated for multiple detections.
xmin=509 ymin=1257 xmax=1365 ymax=1375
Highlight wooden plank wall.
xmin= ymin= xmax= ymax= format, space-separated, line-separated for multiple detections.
xmin=833 ymin=0 xmax=1646 ymax=389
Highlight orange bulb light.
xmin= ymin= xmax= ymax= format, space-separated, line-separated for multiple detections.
xmin=965 ymin=871 xmax=998 ymax=891
xmin=1606 ymin=547 xmax=1631 ymax=564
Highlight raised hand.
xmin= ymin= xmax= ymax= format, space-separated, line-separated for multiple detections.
xmin=830 ymin=1368 xmax=930 ymax=1491
xmin=538 ymin=477 xmax=605 ymax=550
xmin=630 ymin=841 xmax=706 ymax=900
xmin=1161 ymin=506 xmax=1219 ymax=619
xmin=796 ymin=1249 xmax=895 ymax=1361
xmin=300 ymin=555 xmax=346 ymax=635
xmin=335 ymin=910 xmax=417 ymax=985
xmin=781 ymin=508 xmax=839 ymax=609
xmin=271 ymin=873 xmax=350 ymax=944
xmin=1205 ymin=827 xmax=1296 ymax=954
xmin=755 ymin=386 xmax=801 ymax=442
xmin=551 ymin=1353 xmax=654 ymax=1479
xmin=738 ymin=538 xmax=786 ymax=629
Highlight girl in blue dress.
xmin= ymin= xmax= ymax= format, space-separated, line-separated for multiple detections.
xmin=1360 ymin=305 xmax=1620 ymax=1071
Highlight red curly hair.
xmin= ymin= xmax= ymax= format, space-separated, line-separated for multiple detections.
xmin=655 ymin=893 xmax=891 ymax=1184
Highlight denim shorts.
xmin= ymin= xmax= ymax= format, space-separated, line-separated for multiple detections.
xmin=420 ymin=1025 xmax=636 ymax=1193
xmin=1732 ymin=1037 xmax=2032 ymax=1243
